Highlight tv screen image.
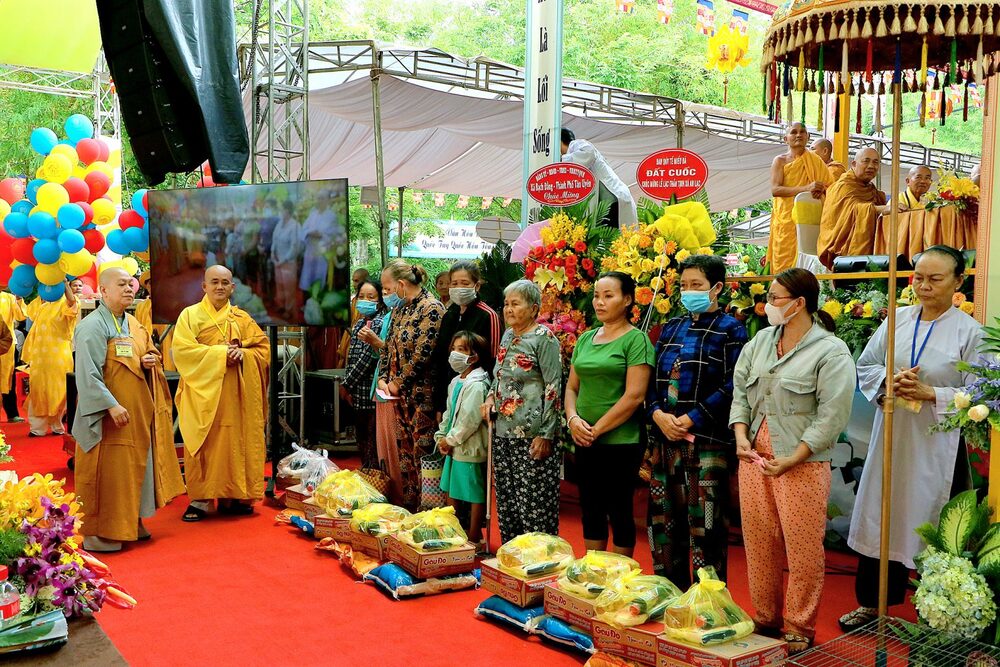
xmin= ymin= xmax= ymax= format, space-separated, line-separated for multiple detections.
xmin=148 ymin=179 xmax=350 ymax=327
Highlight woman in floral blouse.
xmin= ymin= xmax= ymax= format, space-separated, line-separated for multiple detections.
xmin=481 ymin=280 xmax=563 ymax=543
xmin=378 ymin=260 xmax=446 ymax=510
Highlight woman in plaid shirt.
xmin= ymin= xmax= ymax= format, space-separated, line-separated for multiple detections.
xmin=645 ymin=254 xmax=747 ymax=588
xmin=341 ymin=279 xmax=388 ymax=470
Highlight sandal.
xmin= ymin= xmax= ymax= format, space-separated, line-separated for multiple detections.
xmin=182 ymin=505 xmax=208 ymax=522
xmin=784 ymin=633 xmax=813 ymax=655
xmin=838 ymin=606 xmax=878 ymax=632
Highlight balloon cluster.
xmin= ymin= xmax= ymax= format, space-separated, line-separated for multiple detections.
xmin=107 ymin=189 xmax=150 ymax=255
xmin=1 ymin=115 xmax=120 ymax=301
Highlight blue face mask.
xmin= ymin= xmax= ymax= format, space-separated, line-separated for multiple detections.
xmin=680 ymin=288 xmax=714 ymax=314
xmin=384 ymin=293 xmax=403 ymax=310
xmin=356 ymin=299 xmax=378 ymax=317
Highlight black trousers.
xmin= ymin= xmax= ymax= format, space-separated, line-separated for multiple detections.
xmin=1 ymin=389 xmax=17 ymax=419
xmin=576 ymin=442 xmax=643 ymax=548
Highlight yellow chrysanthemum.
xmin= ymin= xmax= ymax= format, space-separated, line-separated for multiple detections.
xmin=845 ymin=299 xmax=860 ymax=312
xmin=821 ymin=300 xmax=843 ymax=318
xmin=749 ymin=283 xmax=766 ymax=296
xmin=675 ymin=249 xmax=691 ymax=263
xmin=961 ymin=301 xmax=975 ymax=315
xmin=862 ymin=302 xmax=874 ymax=318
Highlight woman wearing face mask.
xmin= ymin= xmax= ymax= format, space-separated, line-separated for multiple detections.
xmin=729 ymin=268 xmax=856 ymax=654
xmin=432 ymin=261 xmax=502 ymax=421
xmin=341 ymin=280 xmax=388 ymax=470
xmin=565 ymin=272 xmax=654 ymax=556
xmin=377 ymin=260 xmax=446 ymax=510
xmin=645 ymin=255 xmax=747 ymax=587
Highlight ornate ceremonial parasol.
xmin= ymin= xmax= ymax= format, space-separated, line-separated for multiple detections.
xmin=762 ymin=0 xmax=1000 ymax=617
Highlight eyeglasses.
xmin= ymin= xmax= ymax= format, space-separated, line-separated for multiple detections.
xmin=765 ymin=294 xmax=794 ymax=304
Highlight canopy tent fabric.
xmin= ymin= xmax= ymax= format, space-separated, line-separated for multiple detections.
xmin=0 ymin=0 xmax=102 ymax=74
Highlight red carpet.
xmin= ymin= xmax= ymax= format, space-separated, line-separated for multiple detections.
xmin=0 ymin=421 xmax=917 ymax=666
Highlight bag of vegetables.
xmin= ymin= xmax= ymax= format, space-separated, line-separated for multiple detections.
xmin=663 ymin=567 xmax=754 ymax=645
xmin=313 ymin=470 xmax=387 ymax=516
xmin=594 ymin=570 xmax=683 ymax=627
xmin=350 ymin=503 xmax=411 ymax=536
xmin=557 ymin=551 xmax=639 ymax=599
xmin=497 ymin=533 xmax=575 ymax=578
xmin=396 ymin=506 xmax=468 ymax=552
xmin=299 ymin=450 xmax=339 ymax=494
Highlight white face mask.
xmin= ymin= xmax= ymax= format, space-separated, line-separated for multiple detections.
xmin=449 ymin=287 xmax=477 ymax=306
xmin=449 ymin=351 xmax=472 ymax=373
xmin=764 ymin=300 xmax=798 ymax=326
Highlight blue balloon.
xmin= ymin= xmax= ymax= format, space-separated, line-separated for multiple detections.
xmin=27 ymin=212 xmax=58 ymax=240
xmin=37 ymin=282 xmax=65 ymax=302
xmin=9 ymin=281 xmax=33 ymax=298
xmin=123 ymin=226 xmax=147 ymax=253
xmin=32 ymin=239 xmax=60 ymax=265
xmin=64 ymin=114 xmax=94 ymax=143
xmin=25 ymin=179 xmax=46 ymax=205
xmin=131 ymin=189 xmax=148 ymax=217
xmin=10 ymin=264 xmax=37 ymax=292
xmin=58 ymin=229 xmax=85 ymax=254
xmin=57 ymin=203 xmax=85 ymax=230
xmin=3 ymin=213 xmax=29 ymax=239
xmin=29 ymin=127 xmax=58 ymax=156
xmin=11 ymin=200 xmax=32 ymax=215
xmin=106 ymin=229 xmax=131 ymax=255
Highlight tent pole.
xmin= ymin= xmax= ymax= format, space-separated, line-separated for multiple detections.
xmin=371 ymin=53 xmax=390 ymax=267
xmin=878 ymin=77 xmax=903 ymax=618
xmin=398 ymin=186 xmax=405 ymax=258
xmin=674 ymin=100 xmax=684 ymax=149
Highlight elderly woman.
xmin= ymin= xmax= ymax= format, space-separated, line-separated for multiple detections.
xmin=730 ymin=268 xmax=856 ymax=654
xmin=378 ymin=259 xmax=445 ymax=510
xmin=840 ymin=245 xmax=983 ymax=631
xmin=481 ymin=280 xmax=563 ymax=543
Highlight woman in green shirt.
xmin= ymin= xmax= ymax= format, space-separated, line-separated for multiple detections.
xmin=565 ymin=272 xmax=654 ymax=556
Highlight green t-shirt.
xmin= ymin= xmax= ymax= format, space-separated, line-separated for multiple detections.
xmin=571 ymin=327 xmax=655 ymax=445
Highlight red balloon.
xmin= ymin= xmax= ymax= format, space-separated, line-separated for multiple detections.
xmin=77 ymin=201 xmax=94 ymax=224
xmin=201 ymin=160 xmax=212 ymax=177
xmin=84 ymin=171 xmax=110 ymax=201
xmin=63 ymin=177 xmax=90 ymax=203
xmin=95 ymin=139 xmax=110 ymax=163
xmin=11 ymin=238 xmax=37 ymax=266
xmin=83 ymin=228 xmax=105 ymax=254
xmin=119 ymin=209 xmax=145 ymax=230
xmin=197 ymin=174 xmax=214 ymax=188
xmin=0 ymin=178 xmax=24 ymax=205
xmin=80 ymin=276 xmax=97 ymax=292
xmin=76 ymin=138 xmax=101 ymax=165
xmin=142 ymin=191 xmax=148 ymax=210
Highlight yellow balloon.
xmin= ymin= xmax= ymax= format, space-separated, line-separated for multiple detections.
xmin=86 ymin=161 xmax=114 ymax=180
xmin=107 ymin=185 xmax=122 ymax=206
xmin=122 ymin=257 xmax=139 ymax=275
xmin=35 ymin=262 xmax=65 ymax=286
xmin=36 ymin=182 xmax=69 ymax=215
xmin=35 ymin=167 xmax=45 ymax=180
xmin=107 ymin=149 xmax=122 ymax=169
xmin=98 ymin=221 xmax=118 ymax=236
xmin=0 ymin=200 xmax=9 ymax=219
xmin=29 ymin=206 xmax=42 ymax=217
xmin=72 ymin=165 xmax=88 ymax=180
xmin=59 ymin=250 xmax=94 ymax=276
xmin=91 ymin=198 xmax=117 ymax=225
xmin=49 ymin=144 xmax=79 ymax=166
xmin=42 ymin=154 xmax=73 ymax=184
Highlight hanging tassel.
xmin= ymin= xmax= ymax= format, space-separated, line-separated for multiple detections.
xmin=797 ymin=48 xmax=806 ymax=91
xmin=829 ymin=13 xmax=840 ymax=41
xmin=817 ymin=75 xmax=825 ymax=132
xmin=934 ymin=71 xmax=941 ymax=90
xmin=804 ymin=20 xmax=814 ymax=45
xmin=973 ymin=6 xmax=984 ymax=34
xmin=834 ymin=90 xmax=841 ymax=132
xmin=862 ymin=7 xmax=874 ymax=39
xmin=918 ymin=4 xmax=929 ymax=34
xmin=816 ymin=15 xmax=827 ymax=42
xmin=894 ymin=36 xmax=903 ymax=85
xmin=801 ymin=84 xmax=806 ymax=124
xmin=920 ymin=90 xmax=927 ymax=126
xmin=875 ymin=91 xmax=883 ymax=134
xmin=866 ymin=39 xmax=874 ymax=92
xmin=818 ymin=43 xmax=825 ymax=81
xmin=977 ymin=37 xmax=985 ymax=84
xmin=910 ymin=70 xmax=920 ymax=93
xmin=852 ymin=9 xmax=863 ymax=40
xmin=856 ymin=88 xmax=863 ymax=132
xmin=964 ymin=79 xmax=970 ymax=121
xmin=987 ymin=7 xmax=997 ymax=35
xmin=763 ymin=70 xmax=769 ymax=114
xmin=841 ymin=40 xmax=849 ymax=88
xmin=904 ymin=5 xmax=917 ymax=32
xmin=950 ymin=37 xmax=959 ymax=85
xmin=890 ymin=6 xmax=902 ymax=34
xmin=878 ymin=75 xmax=886 ymax=96
xmin=989 ymin=54 xmax=997 ymax=77
xmin=783 ymin=62 xmax=791 ymax=97
xmin=934 ymin=6 xmax=946 ymax=34
xmin=809 ymin=70 xmax=817 ymax=93
xmin=876 ymin=7 xmax=889 ymax=37
xmin=940 ymin=76 xmax=948 ymax=125
xmin=921 ymin=37 xmax=929 ymax=87
xmin=946 ymin=6 xmax=956 ymax=36
xmin=788 ymin=77 xmax=795 ymax=122
xmin=959 ymin=5 xmax=970 ymax=35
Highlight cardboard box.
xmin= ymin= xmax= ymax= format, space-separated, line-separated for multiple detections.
xmin=656 ymin=633 xmax=787 ymax=667
xmin=480 ymin=559 xmax=560 ymax=608
xmin=543 ymin=584 xmax=598 ymax=632
xmin=351 ymin=531 xmax=392 ymax=560
xmin=592 ymin=620 xmax=663 ymax=666
xmin=314 ymin=514 xmax=353 ymax=543
xmin=302 ymin=498 xmax=325 ymax=522
xmin=386 ymin=536 xmax=476 ymax=579
xmin=283 ymin=484 xmax=309 ymax=511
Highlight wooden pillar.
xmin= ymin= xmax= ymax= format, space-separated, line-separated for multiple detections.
xmin=832 ymin=91 xmax=852 ymax=164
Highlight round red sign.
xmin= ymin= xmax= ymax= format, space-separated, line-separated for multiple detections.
xmin=526 ymin=163 xmax=597 ymax=206
xmin=636 ymin=149 xmax=709 ymax=201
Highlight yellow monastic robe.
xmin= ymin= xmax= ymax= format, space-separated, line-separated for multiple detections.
xmin=73 ymin=309 xmax=185 ymax=541
xmin=828 ymin=161 xmax=848 ymax=181
xmin=135 ymin=298 xmax=176 ymax=372
xmin=173 ymin=297 xmax=269 ymax=501
xmin=0 ymin=293 xmax=24 ymax=393
xmin=817 ymin=171 xmax=889 ymax=268
xmin=23 ymin=296 xmax=78 ymax=418
xmin=898 ymin=187 xmax=925 ymax=211
xmin=766 ymin=150 xmax=834 ymax=273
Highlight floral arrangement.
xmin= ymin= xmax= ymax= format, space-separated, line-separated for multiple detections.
xmin=926 ymin=170 xmax=980 ymax=213
xmin=932 ymin=318 xmax=1000 ymax=452
xmin=0 ymin=430 xmax=10 ymax=464
xmin=818 ymin=285 xmax=891 ymax=359
xmin=0 ymin=474 xmax=81 ymax=532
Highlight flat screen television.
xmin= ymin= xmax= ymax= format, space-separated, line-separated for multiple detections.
xmin=148 ymin=179 xmax=350 ymax=327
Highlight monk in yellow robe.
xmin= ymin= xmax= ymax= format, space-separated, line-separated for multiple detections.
xmin=0 ymin=292 xmax=25 ymax=422
xmin=23 ymin=281 xmax=79 ymax=436
xmin=817 ymin=147 xmax=901 ymax=267
xmin=768 ymin=123 xmax=834 ymax=273
xmin=135 ymin=271 xmax=175 ymax=371
xmin=898 ymin=165 xmax=933 ymax=210
xmin=173 ymin=265 xmax=270 ymax=521
xmin=72 ymin=268 xmax=185 ymax=552
xmin=810 ymin=138 xmax=847 ymax=181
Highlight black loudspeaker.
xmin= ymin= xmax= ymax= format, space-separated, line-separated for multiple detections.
xmin=832 ymin=254 xmax=911 ymax=289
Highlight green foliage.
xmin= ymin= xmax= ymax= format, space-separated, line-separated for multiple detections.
xmin=979 ymin=318 xmax=1000 ymax=357
xmin=476 ymin=241 xmax=525 ymax=313
xmin=937 ymin=490 xmax=982 ymax=557
xmin=977 ymin=525 xmax=1000 ymax=578
xmin=0 ymin=528 xmax=26 ymax=566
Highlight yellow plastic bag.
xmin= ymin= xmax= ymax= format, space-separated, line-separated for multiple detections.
xmin=350 ymin=503 xmax=411 ymax=536
xmin=313 ymin=470 xmax=387 ymax=517
xmin=663 ymin=567 xmax=754 ymax=646
xmin=496 ymin=532 xmax=575 ymax=577
xmin=594 ymin=570 xmax=684 ymax=627
xmin=396 ymin=506 xmax=468 ymax=552
xmin=557 ymin=551 xmax=639 ymax=599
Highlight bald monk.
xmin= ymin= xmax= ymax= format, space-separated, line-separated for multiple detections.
xmin=768 ymin=123 xmax=835 ymax=273
xmin=817 ymin=147 xmax=902 ymax=267
xmin=899 ymin=165 xmax=933 ymax=210
xmin=134 ymin=271 xmax=175 ymax=371
xmin=72 ymin=268 xmax=185 ymax=552
xmin=972 ymin=164 xmax=981 ymax=187
xmin=810 ymin=138 xmax=848 ymax=181
xmin=173 ymin=265 xmax=270 ymax=521
xmin=0 ymin=292 xmax=25 ymax=423
xmin=23 ymin=280 xmax=79 ymax=436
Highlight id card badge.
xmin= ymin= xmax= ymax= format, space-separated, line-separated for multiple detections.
xmin=114 ymin=341 xmax=134 ymax=358
xmin=895 ymin=396 xmax=923 ymax=414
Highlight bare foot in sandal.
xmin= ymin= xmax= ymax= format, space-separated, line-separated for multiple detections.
xmin=785 ymin=633 xmax=813 ymax=655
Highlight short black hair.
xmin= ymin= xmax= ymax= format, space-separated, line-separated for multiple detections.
xmin=451 ymin=330 xmax=490 ymax=370
xmin=679 ymin=254 xmax=726 ymax=286
xmin=357 ymin=279 xmax=387 ymax=313
xmin=596 ymin=271 xmax=636 ymax=310
xmin=918 ymin=244 xmax=966 ymax=278
xmin=561 ymin=128 xmax=575 ymax=146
